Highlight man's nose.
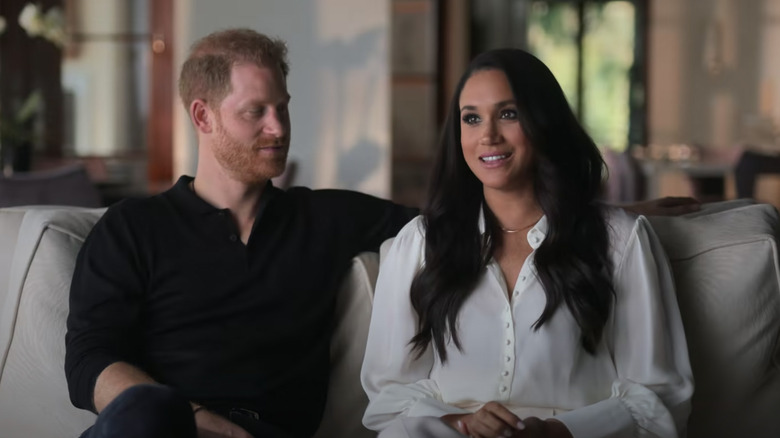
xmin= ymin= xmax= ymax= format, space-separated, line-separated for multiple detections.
xmin=264 ymin=110 xmax=287 ymax=137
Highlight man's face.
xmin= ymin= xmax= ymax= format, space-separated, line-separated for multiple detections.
xmin=211 ymin=63 xmax=291 ymax=184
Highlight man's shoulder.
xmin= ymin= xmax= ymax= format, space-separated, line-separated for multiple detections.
xmin=286 ymin=186 xmax=374 ymax=199
xmin=106 ymin=191 xmax=170 ymax=216
xmin=284 ymin=186 xmax=401 ymax=209
xmin=97 ymin=191 xmax=175 ymax=232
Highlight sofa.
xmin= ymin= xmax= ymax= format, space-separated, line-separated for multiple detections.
xmin=0 ymin=201 xmax=778 ymax=438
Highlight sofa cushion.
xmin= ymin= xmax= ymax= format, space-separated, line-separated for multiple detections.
xmin=648 ymin=203 xmax=780 ymax=437
xmin=0 ymin=208 xmax=27 ymax=310
xmin=315 ymin=251 xmax=379 ymax=438
xmin=0 ymin=207 xmax=104 ymax=438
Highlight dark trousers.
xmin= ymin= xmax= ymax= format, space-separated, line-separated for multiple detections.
xmin=735 ymin=150 xmax=780 ymax=198
xmin=78 ymin=384 xmax=299 ymax=438
xmin=79 ymin=384 xmax=196 ymax=438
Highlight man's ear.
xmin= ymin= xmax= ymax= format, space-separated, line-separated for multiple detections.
xmin=190 ymin=99 xmax=214 ymax=134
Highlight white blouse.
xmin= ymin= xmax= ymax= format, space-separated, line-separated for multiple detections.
xmin=361 ymin=208 xmax=693 ymax=438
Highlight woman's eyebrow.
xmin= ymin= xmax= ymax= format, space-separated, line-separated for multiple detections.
xmin=460 ymin=99 xmax=516 ymax=112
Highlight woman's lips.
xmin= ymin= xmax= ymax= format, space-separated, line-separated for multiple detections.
xmin=479 ymin=152 xmax=512 ymax=167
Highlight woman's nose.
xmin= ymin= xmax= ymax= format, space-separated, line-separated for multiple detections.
xmin=479 ymin=120 xmax=501 ymax=145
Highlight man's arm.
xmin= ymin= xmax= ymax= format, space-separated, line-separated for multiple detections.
xmin=94 ymin=362 xmax=253 ymax=438
xmin=620 ymin=196 xmax=700 ymax=216
xmin=93 ymin=362 xmax=156 ymax=412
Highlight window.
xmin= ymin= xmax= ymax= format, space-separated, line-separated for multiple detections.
xmin=471 ymin=0 xmax=648 ymax=151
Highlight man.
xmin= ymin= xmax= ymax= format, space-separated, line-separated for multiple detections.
xmin=65 ymin=28 xmax=698 ymax=438
xmin=65 ymin=28 xmax=416 ymax=438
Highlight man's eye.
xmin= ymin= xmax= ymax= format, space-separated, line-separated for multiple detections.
xmin=461 ymin=113 xmax=480 ymax=125
xmin=500 ymin=109 xmax=518 ymax=120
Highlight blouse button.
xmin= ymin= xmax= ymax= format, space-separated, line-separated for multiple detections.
xmin=506 ymin=339 xmax=511 ymax=345
xmin=520 ymin=275 xmax=526 ymax=282
xmin=505 ymin=322 xmax=510 ymax=328
xmin=505 ymin=356 xmax=511 ymax=362
xmin=502 ymin=370 xmax=509 ymax=377
xmin=229 ymin=234 xmax=238 ymax=242
xmin=533 ymin=236 xmax=541 ymax=244
xmin=500 ymin=386 xmax=508 ymax=392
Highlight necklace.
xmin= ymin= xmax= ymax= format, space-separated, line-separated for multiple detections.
xmin=499 ymin=216 xmax=542 ymax=233
xmin=500 ymin=224 xmax=534 ymax=233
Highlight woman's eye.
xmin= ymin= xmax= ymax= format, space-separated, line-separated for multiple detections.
xmin=461 ymin=113 xmax=480 ymax=125
xmin=500 ymin=109 xmax=518 ymax=120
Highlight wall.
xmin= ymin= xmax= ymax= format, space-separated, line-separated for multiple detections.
xmin=648 ymin=0 xmax=780 ymax=151
xmin=173 ymin=0 xmax=391 ymax=197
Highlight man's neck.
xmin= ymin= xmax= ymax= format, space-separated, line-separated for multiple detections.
xmin=191 ymin=171 xmax=266 ymax=243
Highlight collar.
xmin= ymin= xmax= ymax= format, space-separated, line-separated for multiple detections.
xmin=478 ymin=205 xmax=548 ymax=250
xmin=169 ymin=175 xmax=279 ymax=217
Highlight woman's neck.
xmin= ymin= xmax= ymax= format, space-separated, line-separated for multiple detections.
xmin=483 ymin=187 xmax=543 ymax=233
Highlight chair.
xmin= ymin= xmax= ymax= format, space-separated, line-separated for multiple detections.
xmin=0 ymin=164 xmax=102 ymax=208
xmin=602 ymin=148 xmax=646 ymax=203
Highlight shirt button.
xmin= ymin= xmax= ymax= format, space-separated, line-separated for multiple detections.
xmin=506 ymin=339 xmax=511 ymax=345
xmin=500 ymin=386 xmax=508 ymax=392
xmin=502 ymin=370 xmax=509 ymax=376
xmin=533 ymin=236 xmax=541 ymax=244
xmin=520 ymin=275 xmax=526 ymax=282
xmin=505 ymin=322 xmax=510 ymax=328
xmin=505 ymin=356 xmax=511 ymax=362
xmin=229 ymin=234 xmax=238 ymax=242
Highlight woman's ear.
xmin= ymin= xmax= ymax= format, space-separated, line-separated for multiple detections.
xmin=190 ymin=99 xmax=214 ymax=134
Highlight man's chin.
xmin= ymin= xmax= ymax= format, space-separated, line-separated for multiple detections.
xmin=233 ymin=162 xmax=287 ymax=185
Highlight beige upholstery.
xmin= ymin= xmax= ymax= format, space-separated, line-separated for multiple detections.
xmin=648 ymin=202 xmax=780 ymax=437
xmin=0 ymin=202 xmax=778 ymax=438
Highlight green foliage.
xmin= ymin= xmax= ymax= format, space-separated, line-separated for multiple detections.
xmin=527 ymin=0 xmax=636 ymax=151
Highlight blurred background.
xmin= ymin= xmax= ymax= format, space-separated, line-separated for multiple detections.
xmin=1 ymin=0 xmax=779 ymax=209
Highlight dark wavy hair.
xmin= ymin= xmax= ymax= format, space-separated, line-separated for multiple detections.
xmin=409 ymin=49 xmax=614 ymax=363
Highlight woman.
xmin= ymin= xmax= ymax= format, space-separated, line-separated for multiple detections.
xmin=361 ymin=49 xmax=693 ymax=438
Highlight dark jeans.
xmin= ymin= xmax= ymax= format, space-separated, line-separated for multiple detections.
xmin=79 ymin=384 xmax=196 ymax=438
xmin=735 ymin=150 xmax=780 ymax=198
xmin=78 ymin=384 xmax=298 ymax=438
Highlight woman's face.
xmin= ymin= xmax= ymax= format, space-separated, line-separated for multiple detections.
xmin=459 ymin=69 xmax=534 ymax=194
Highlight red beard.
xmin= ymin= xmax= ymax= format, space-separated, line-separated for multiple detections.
xmin=212 ymin=122 xmax=289 ymax=184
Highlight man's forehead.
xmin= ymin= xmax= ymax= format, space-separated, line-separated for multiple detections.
xmin=228 ymin=64 xmax=287 ymax=90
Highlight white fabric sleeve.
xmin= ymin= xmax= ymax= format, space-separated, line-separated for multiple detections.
xmin=361 ymin=217 xmax=469 ymax=431
xmin=555 ymin=216 xmax=694 ymax=438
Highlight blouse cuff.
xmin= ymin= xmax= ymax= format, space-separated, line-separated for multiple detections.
xmin=555 ymin=379 xmax=680 ymax=438
xmin=407 ymin=398 xmax=471 ymax=419
xmin=364 ymin=382 xmax=470 ymax=431
xmin=554 ymin=397 xmax=634 ymax=438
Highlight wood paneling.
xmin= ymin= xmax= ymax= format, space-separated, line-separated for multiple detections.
xmin=147 ymin=0 xmax=174 ymax=192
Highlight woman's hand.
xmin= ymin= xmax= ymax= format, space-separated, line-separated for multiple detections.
xmin=442 ymin=401 xmax=525 ymax=437
xmin=442 ymin=406 xmax=574 ymax=438
xmin=194 ymin=408 xmax=254 ymax=438
xmin=511 ymin=417 xmax=573 ymax=438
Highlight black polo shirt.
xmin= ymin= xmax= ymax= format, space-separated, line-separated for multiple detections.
xmin=65 ymin=176 xmax=417 ymax=436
